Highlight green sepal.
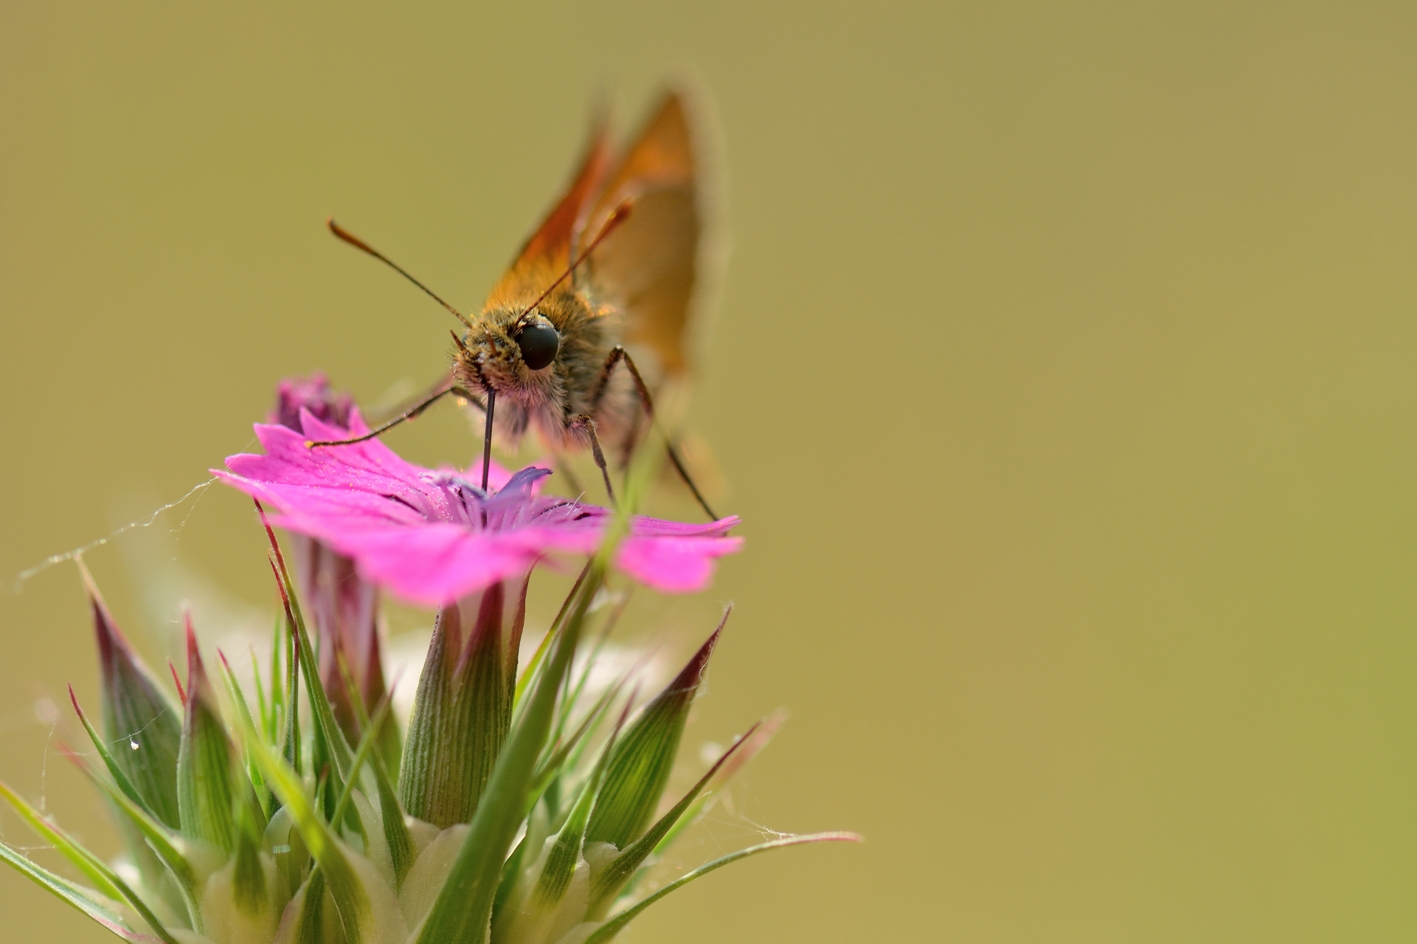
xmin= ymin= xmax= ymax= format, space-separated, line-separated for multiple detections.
xmin=176 ymin=618 xmax=239 ymax=853
xmin=587 ymin=719 xmax=759 ymax=917
xmin=232 ymin=838 xmax=267 ymax=917
xmin=584 ymin=618 xmax=725 ymax=848
xmin=232 ymin=795 xmax=269 ymax=916
xmin=83 ymin=566 xmax=182 ymax=830
xmin=575 ymin=832 xmax=863 ymax=944
xmin=286 ymin=868 xmax=327 ymax=944
xmin=66 ymin=689 xmax=173 ymax=922
xmin=399 ymin=585 xmax=511 ymax=828
xmin=264 ymin=806 xmax=311 ymax=904
xmin=396 ymin=602 xmax=459 ymax=827
xmin=452 ymin=582 xmax=512 ymax=818
xmin=413 ymin=563 xmax=602 ymax=944
xmin=527 ymin=771 xmax=603 ymax=912
xmin=279 ymin=604 xmax=301 ymax=778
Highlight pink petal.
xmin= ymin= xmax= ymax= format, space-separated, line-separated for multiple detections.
xmin=617 ymin=534 xmax=745 ymax=593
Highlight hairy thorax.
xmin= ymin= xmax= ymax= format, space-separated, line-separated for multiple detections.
xmin=451 ymin=288 xmax=635 ymax=451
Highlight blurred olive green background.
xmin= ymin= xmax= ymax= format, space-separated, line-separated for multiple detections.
xmin=4 ymin=1 xmax=1417 ymax=941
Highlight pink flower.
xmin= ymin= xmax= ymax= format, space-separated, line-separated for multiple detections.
xmin=215 ymin=409 xmax=742 ymax=607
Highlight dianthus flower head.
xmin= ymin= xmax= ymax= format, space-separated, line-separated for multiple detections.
xmin=271 ymin=371 xmax=353 ymax=430
xmin=214 ymin=409 xmax=742 ymax=607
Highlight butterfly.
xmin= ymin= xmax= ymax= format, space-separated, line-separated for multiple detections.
xmin=317 ymin=91 xmax=717 ymax=519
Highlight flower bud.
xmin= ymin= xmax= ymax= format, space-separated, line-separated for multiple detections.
xmin=271 ymin=374 xmax=398 ymax=775
xmin=399 ymin=579 xmax=528 ymax=828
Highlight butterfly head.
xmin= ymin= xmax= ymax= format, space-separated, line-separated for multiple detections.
xmin=453 ymin=301 xmax=570 ymax=400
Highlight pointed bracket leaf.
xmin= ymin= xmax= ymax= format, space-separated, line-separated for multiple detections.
xmin=579 ymin=832 xmax=862 ymax=944
xmin=0 ymin=779 xmax=182 ymax=944
xmin=236 ymin=709 xmax=371 ymax=943
xmin=588 ymin=719 xmax=760 ymax=916
xmin=584 ymin=616 xmax=726 ymax=849
xmin=0 ymin=839 xmax=168 ymax=944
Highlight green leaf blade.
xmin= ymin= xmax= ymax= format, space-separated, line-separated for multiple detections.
xmin=0 ymin=779 xmax=126 ymax=905
xmin=0 ymin=839 xmax=167 ymax=944
xmin=0 ymin=778 xmax=184 ymax=944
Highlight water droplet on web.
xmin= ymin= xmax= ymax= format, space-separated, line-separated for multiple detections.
xmin=129 ymin=739 xmax=140 ymax=751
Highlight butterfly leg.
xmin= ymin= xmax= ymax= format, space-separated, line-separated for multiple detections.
xmin=616 ymin=409 xmax=645 ymax=471
xmin=588 ymin=346 xmax=719 ymax=521
xmin=306 ymin=382 xmax=482 ymax=448
xmin=569 ymin=414 xmax=617 ymax=508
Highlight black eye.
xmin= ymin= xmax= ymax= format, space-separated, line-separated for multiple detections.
xmin=515 ymin=321 xmax=560 ymax=371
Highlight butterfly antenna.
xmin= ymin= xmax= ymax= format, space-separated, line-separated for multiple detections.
xmin=327 ymin=217 xmax=474 ymax=330
xmin=516 ymin=202 xmax=634 ymax=319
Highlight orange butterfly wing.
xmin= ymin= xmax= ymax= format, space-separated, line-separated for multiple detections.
xmin=485 ymin=123 xmax=612 ymax=309
xmin=579 ymin=93 xmax=703 ymax=376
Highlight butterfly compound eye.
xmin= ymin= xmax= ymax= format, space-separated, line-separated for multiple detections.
xmin=516 ymin=321 xmax=560 ymax=371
